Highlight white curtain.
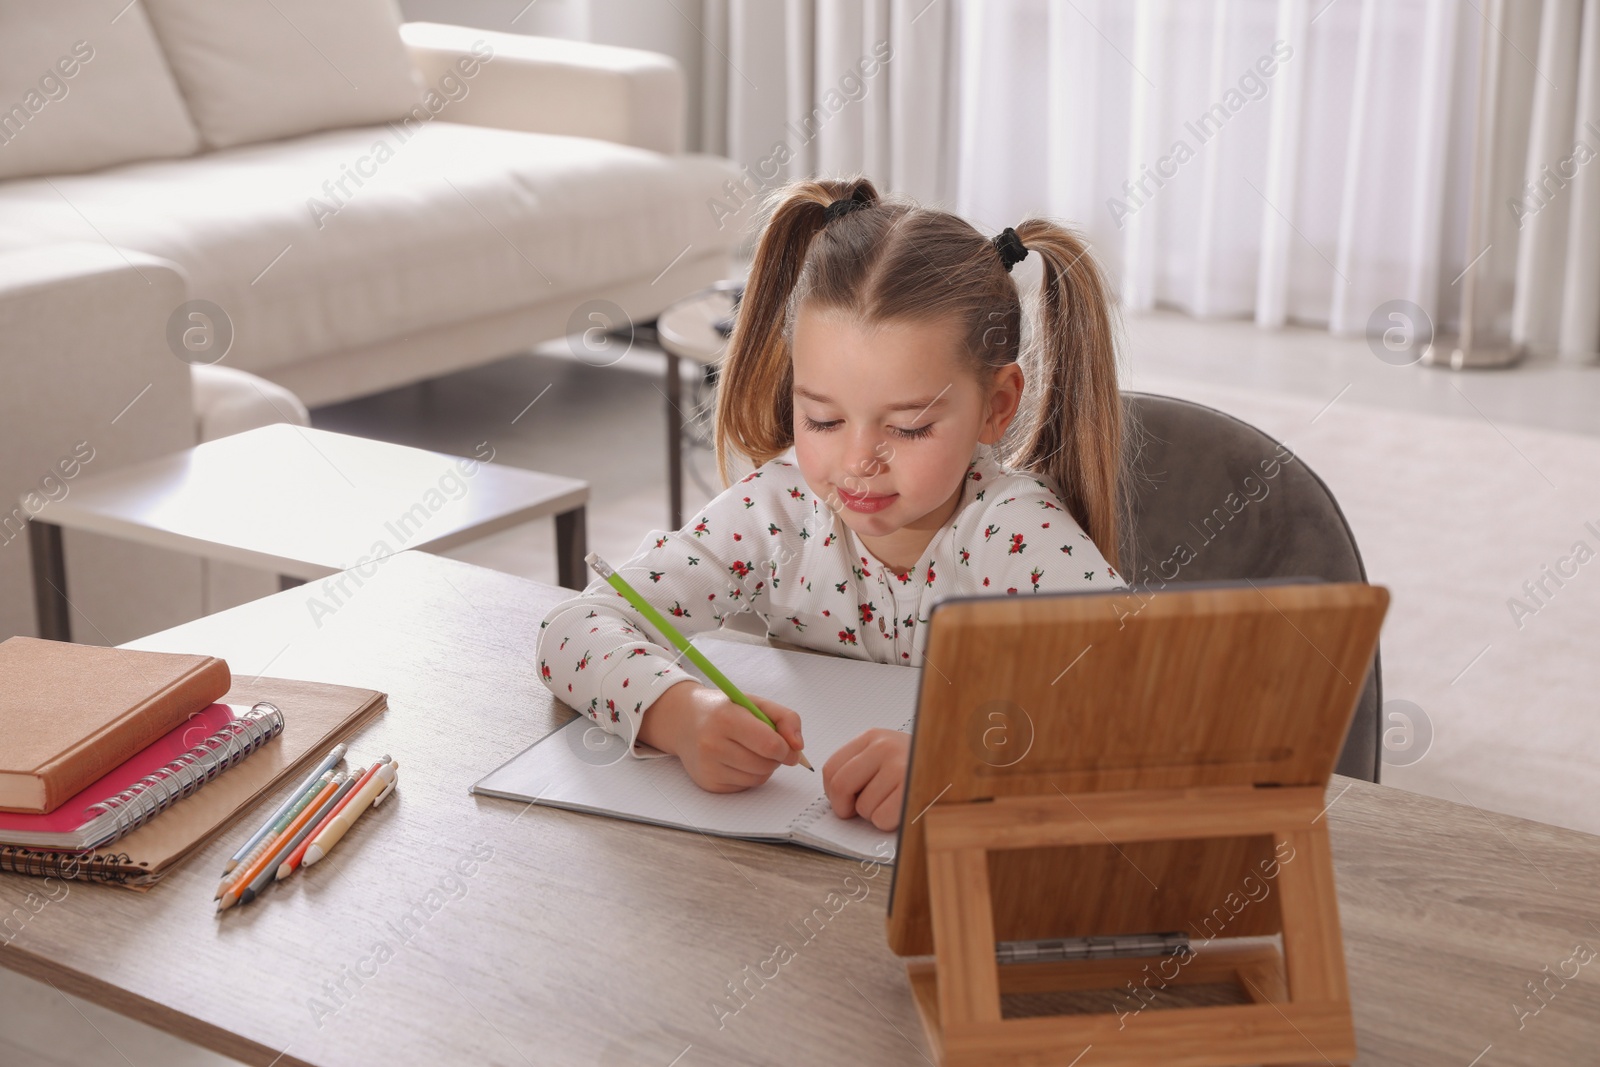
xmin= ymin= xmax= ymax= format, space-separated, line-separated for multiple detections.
xmin=700 ymin=0 xmax=1600 ymax=357
xmin=699 ymin=0 xmax=959 ymax=234
xmin=931 ymin=0 xmax=1481 ymax=337
xmin=1501 ymin=0 xmax=1600 ymax=363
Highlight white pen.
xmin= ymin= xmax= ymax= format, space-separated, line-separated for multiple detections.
xmin=302 ymin=758 xmax=398 ymax=866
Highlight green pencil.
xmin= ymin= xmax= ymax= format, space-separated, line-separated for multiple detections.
xmin=586 ymin=552 xmax=814 ymax=771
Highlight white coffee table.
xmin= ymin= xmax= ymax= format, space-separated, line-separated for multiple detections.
xmin=656 ymin=282 xmax=737 ymax=529
xmin=24 ymin=423 xmax=588 ymax=641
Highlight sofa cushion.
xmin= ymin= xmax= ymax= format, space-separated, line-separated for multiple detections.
xmin=0 ymin=1 xmax=199 ymax=180
xmin=140 ymin=0 xmax=422 ymax=149
xmin=0 ymin=122 xmax=745 ymax=373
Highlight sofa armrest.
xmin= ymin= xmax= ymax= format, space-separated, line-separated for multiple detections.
xmin=0 ymin=243 xmax=201 ymax=643
xmin=400 ymin=22 xmax=684 ymax=155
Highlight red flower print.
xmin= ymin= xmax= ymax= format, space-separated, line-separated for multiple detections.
xmin=1042 ymin=522 xmax=1050 ymax=529
xmin=983 ymin=523 xmax=1001 ymax=541
xmin=691 ymin=519 xmax=709 ymax=537
xmin=822 ymin=609 xmax=831 ymax=617
xmin=838 ymin=627 xmax=858 ymax=645
xmin=742 ymin=496 xmax=754 ymax=508
xmin=982 ymin=577 xmax=990 ymax=586
xmin=1007 ymin=587 xmax=1018 ymax=594
xmin=1009 ymin=533 xmax=1026 ymax=554
xmin=732 ymin=532 xmax=742 ymax=541
xmin=669 ymin=601 xmax=691 ymax=616
xmin=622 ymin=677 xmax=629 ymax=687
xmin=654 ymin=536 xmax=668 ymax=549
xmin=859 ymin=601 xmax=876 ymax=624
xmin=576 ymin=652 xmax=590 ymax=670
xmin=925 ymin=563 xmax=936 ymax=585
xmin=540 ymin=662 xmax=551 ymax=680
xmin=606 ymin=699 xmax=618 ymax=723
xmin=1061 ymin=544 xmax=1073 ymax=555
xmin=648 ymin=570 xmax=665 ymax=583
xmin=768 ymin=523 xmax=781 ymax=535
xmin=1030 ymin=567 xmax=1043 ymax=591
xmin=729 ymin=560 xmax=752 ymax=578
xmin=959 ymin=548 xmax=971 ymax=566
xmin=788 ymin=486 xmax=805 ymax=499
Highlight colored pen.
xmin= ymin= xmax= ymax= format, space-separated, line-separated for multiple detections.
xmin=303 ymin=759 xmax=398 ymax=867
xmin=223 ymin=741 xmax=346 ymax=874
xmin=586 ymin=552 xmax=813 ymax=771
xmin=216 ymin=771 xmax=332 ymax=899
xmin=218 ymin=773 xmax=347 ymax=913
xmin=233 ymin=776 xmax=357 ymax=909
xmin=278 ymin=757 xmax=390 ymax=879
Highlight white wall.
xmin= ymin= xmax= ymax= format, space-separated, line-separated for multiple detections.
xmin=397 ymin=0 xmax=706 ymax=152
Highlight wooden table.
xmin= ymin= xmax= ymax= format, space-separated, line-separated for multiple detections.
xmin=2 ymin=551 xmax=1598 ymax=1066
xmin=25 ymin=423 xmax=588 ymax=641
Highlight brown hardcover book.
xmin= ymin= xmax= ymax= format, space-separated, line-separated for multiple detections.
xmin=0 ymin=637 xmax=231 ymax=815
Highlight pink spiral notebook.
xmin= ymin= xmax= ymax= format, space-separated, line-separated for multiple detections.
xmin=0 ymin=702 xmax=281 ymax=850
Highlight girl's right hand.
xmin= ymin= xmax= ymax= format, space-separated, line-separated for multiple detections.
xmin=641 ymin=681 xmax=806 ymax=792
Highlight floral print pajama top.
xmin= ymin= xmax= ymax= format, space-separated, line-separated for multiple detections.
xmin=535 ymin=442 xmax=1124 ymax=757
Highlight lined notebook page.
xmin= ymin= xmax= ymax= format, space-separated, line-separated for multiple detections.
xmin=473 ymin=636 xmax=921 ymax=861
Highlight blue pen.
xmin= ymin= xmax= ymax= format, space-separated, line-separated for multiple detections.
xmin=221 ymin=740 xmax=346 ymax=874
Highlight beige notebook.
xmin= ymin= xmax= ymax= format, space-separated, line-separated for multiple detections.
xmin=0 ymin=676 xmax=386 ymax=890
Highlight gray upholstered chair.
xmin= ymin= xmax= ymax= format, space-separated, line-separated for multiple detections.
xmin=1119 ymin=392 xmax=1382 ymax=782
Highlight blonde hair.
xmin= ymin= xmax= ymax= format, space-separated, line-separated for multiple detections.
xmin=714 ymin=175 xmax=1125 ymax=570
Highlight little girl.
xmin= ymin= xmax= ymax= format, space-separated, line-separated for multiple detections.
xmin=537 ymin=176 xmax=1126 ymax=832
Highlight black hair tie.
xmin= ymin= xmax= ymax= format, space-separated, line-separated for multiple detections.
xmin=992 ymin=227 xmax=1029 ymax=271
xmin=824 ymin=196 xmax=870 ymax=223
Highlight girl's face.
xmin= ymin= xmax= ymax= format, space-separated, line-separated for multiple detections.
xmin=790 ymin=306 xmax=1023 ymax=552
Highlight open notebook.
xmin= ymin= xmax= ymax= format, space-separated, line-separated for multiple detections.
xmin=473 ymin=636 xmax=922 ymax=862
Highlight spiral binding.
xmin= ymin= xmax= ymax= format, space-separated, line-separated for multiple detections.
xmin=0 ymin=846 xmax=146 ymax=884
xmin=792 ymin=792 xmax=834 ymax=831
xmin=82 ymin=701 xmax=285 ymax=848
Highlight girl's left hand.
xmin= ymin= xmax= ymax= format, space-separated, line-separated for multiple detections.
xmin=822 ymin=728 xmax=910 ymax=831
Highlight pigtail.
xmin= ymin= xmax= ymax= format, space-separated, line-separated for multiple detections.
xmin=1009 ymin=220 xmax=1125 ymax=572
xmin=714 ymin=176 xmax=879 ymax=487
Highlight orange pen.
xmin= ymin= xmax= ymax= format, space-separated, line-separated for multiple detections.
xmin=217 ymin=774 xmax=345 ymax=912
xmin=276 ymin=760 xmax=383 ymax=880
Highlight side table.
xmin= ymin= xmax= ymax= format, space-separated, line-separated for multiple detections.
xmin=25 ymin=423 xmax=589 ymax=640
xmin=656 ymin=282 xmax=737 ymax=530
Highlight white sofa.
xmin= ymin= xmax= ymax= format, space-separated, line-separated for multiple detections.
xmin=0 ymin=2 xmax=744 ymax=644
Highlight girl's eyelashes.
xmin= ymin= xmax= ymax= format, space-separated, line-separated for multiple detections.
xmin=799 ymin=415 xmax=934 ymax=440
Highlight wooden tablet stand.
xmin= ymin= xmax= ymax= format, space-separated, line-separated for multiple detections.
xmin=887 ymin=582 xmax=1389 ymax=1067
